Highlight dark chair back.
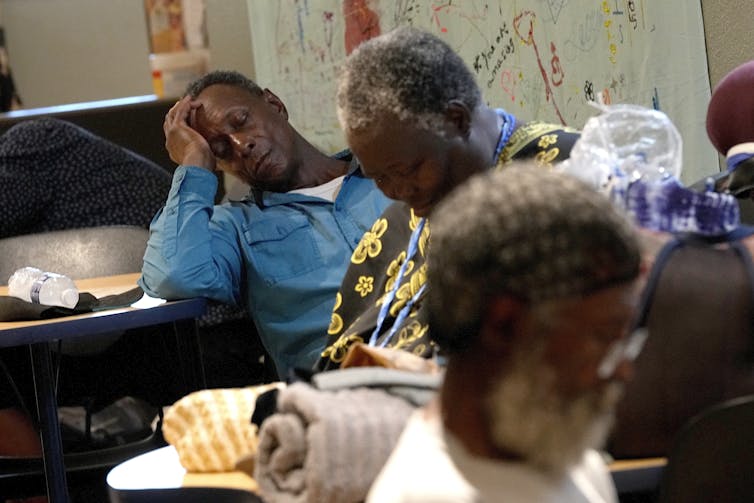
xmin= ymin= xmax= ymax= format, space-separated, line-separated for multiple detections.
xmin=0 ymin=225 xmax=149 ymax=282
xmin=658 ymin=394 xmax=754 ymax=503
xmin=0 ymin=96 xmax=177 ymax=172
xmin=609 ymin=234 xmax=754 ymax=458
xmin=0 ymin=225 xmax=150 ymax=355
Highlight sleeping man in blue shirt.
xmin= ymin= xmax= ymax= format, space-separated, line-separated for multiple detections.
xmin=139 ymin=70 xmax=392 ymax=377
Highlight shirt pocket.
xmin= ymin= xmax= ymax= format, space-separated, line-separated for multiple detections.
xmin=243 ymin=215 xmax=322 ymax=286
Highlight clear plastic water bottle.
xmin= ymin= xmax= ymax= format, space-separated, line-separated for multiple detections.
xmin=7 ymin=266 xmax=80 ymax=309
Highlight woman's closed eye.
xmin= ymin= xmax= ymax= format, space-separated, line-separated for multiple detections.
xmin=396 ymin=163 xmax=420 ymax=177
xmin=373 ymin=162 xmax=420 ymax=185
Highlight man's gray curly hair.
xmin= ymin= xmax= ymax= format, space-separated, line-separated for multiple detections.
xmin=336 ymin=26 xmax=482 ymax=137
xmin=427 ymin=163 xmax=641 ymax=354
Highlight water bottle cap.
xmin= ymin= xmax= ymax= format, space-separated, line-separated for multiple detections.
xmin=61 ymin=289 xmax=80 ymax=309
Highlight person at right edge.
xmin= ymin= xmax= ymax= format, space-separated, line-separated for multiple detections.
xmin=368 ymin=164 xmax=643 ymax=502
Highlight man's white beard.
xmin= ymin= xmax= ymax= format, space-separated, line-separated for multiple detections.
xmin=485 ymin=344 xmax=623 ymax=475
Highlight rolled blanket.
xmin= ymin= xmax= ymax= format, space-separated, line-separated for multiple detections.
xmin=162 ymin=382 xmax=285 ymax=472
xmin=254 ymin=381 xmax=416 ymax=503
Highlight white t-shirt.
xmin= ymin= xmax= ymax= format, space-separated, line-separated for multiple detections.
xmin=290 ymin=175 xmax=345 ymax=201
xmin=367 ymin=405 xmax=618 ymax=503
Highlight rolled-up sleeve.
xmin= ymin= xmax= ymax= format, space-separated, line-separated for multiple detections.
xmin=139 ymin=166 xmax=243 ymax=305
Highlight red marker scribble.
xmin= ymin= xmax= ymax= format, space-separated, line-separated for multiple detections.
xmin=601 ymin=88 xmax=612 ymax=105
xmin=500 ymin=69 xmax=516 ymax=103
xmin=431 ymin=2 xmax=452 ymax=33
xmin=323 ymin=10 xmax=334 ymax=61
xmin=343 ymin=0 xmax=381 ymax=55
xmin=550 ymin=41 xmax=564 ymax=87
xmin=513 ymin=10 xmax=565 ymax=124
xmin=431 ymin=2 xmax=488 ymax=34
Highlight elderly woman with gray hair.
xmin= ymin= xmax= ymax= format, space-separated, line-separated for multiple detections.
xmin=316 ymin=26 xmax=580 ymax=371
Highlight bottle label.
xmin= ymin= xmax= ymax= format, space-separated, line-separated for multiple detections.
xmin=30 ymin=273 xmax=51 ymax=304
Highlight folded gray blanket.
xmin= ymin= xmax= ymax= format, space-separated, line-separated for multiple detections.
xmin=254 ymin=381 xmax=416 ymax=503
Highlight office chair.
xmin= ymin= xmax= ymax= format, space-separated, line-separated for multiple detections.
xmin=657 ymin=394 xmax=754 ymax=503
xmin=0 ymin=225 xmax=152 ymax=281
xmin=0 ymin=225 xmax=171 ymax=499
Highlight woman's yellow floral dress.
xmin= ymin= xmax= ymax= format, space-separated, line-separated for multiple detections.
xmin=316 ymin=121 xmax=580 ymax=371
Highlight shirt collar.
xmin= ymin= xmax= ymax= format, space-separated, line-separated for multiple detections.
xmin=249 ymin=149 xmax=363 ymax=207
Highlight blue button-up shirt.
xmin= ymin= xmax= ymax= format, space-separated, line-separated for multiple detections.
xmin=139 ymin=157 xmax=391 ymax=377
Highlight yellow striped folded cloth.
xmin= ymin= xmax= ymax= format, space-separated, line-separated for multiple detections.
xmin=162 ymin=382 xmax=286 ymax=472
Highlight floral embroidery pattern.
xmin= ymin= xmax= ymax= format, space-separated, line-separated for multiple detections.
xmin=355 ymin=276 xmax=374 ymax=297
xmin=384 ymin=251 xmax=413 ymax=293
xmin=351 ymin=218 xmax=388 ymax=264
xmin=499 ymin=122 xmax=573 ymax=165
xmin=321 ymin=333 xmax=364 ymax=363
xmin=408 ymin=210 xmax=431 ymax=259
xmin=389 ymin=263 xmax=427 ymax=317
xmin=537 ymin=134 xmax=558 ymax=148
xmin=389 ymin=319 xmax=429 ymax=351
xmin=408 ymin=209 xmax=421 ymax=230
xmin=536 ymin=148 xmax=560 ymax=165
xmin=327 ymin=292 xmax=343 ymax=335
xmin=316 ymin=124 xmax=579 ymax=372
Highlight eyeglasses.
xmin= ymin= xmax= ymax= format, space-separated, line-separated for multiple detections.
xmin=596 ymin=327 xmax=649 ymax=379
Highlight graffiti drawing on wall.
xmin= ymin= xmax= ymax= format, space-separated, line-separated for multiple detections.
xmin=247 ymin=0 xmax=713 ymax=182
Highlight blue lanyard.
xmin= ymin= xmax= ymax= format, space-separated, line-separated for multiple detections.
xmin=378 ymin=282 xmax=427 ymax=348
xmin=493 ymin=108 xmax=517 ymax=162
xmin=727 ymin=151 xmax=754 ymax=172
xmin=369 ymin=217 xmax=426 ymax=346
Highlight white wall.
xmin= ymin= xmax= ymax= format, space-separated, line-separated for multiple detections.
xmin=0 ymin=0 xmax=254 ymax=108
xmin=2 ymin=0 xmax=153 ymax=107
xmin=700 ymin=0 xmax=754 ymax=219
xmin=701 ymin=0 xmax=754 ymax=89
xmin=205 ymin=0 xmax=254 ymax=78
xmin=1 ymin=0 xmax=751 ymax=125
